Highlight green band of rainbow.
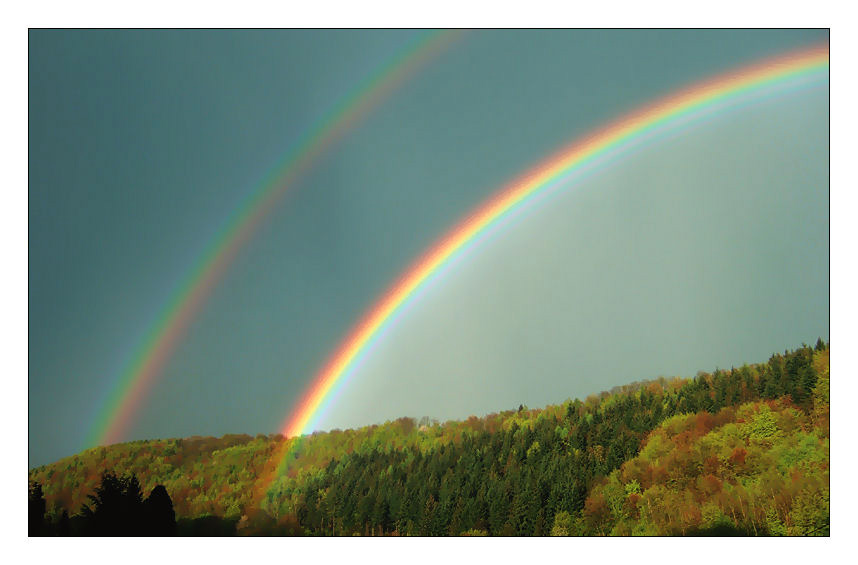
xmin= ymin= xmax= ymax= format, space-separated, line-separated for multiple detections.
xmin=279 ymin=43 xmax=829 ymax=446
xmin=87 ymin=29 xmax=465 ymax=448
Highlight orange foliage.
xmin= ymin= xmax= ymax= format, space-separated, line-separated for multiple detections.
xmin=584 ymin=492 xmax=610 ymax=534
xmin=700 ymin=474 xmax=722 ymax=496
xmin=703 ymin=455 xmax=720 ymax=475
xmin=729 ymin=447 xmax=747 ymax=467
xmin=625 ymin=493 xmax=641 ymax=519
xmin=694 ymin=412 xmax=714 ymax=436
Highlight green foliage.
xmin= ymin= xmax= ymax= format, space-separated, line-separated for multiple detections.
xmin=550 ymin=510 xmax=572 ymax=536
xmin=584 ymin=385 xmax=829 ymax=536
xmin=746 ymin=405 xmax=779 ymax=440
xmin=29 ymin=342 xmax=828 ymax=536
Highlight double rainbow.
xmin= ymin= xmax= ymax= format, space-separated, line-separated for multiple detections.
xmin=280 ymin=42 xmax=829 ymax=443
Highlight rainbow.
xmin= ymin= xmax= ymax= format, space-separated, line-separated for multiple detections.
xmin=279 ymin=43 xmax=829 ymax=443
xmin=87 ymin=30 xmax=465 ymax=448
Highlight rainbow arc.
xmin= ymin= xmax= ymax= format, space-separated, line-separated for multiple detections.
xmin=88 ymin=30 xmax=464 ymax=448
xmin=279 ymin=43 xmax=829 ymax=450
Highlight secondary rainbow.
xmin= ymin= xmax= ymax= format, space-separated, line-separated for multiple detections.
xmin=280 ymin=43 xmax=829 ymax=442
xmin=87 ymin=30 xmax=465 ymax=448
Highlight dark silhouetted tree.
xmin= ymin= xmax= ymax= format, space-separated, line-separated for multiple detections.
xmin=56 ymin=509 xmax=71 ymax=536
xmin=29 ymin=482 xmax=46 ymax=536
xmin=81 ymin=472 xmax=145 ymax=535
xmin=143 ymin=485 xmax=176 ymax=536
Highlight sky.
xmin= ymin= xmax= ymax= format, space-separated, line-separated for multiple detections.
xmin=29 ymin=29 xmax=828 ymax=468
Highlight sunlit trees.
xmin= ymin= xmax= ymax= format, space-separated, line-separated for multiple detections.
xmin=583 ymin=390 xmax=829 ymax=536
xmin=28 ymin=341 xmax=828 ymax=536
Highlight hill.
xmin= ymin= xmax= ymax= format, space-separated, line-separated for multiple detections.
xmin=28 ymin=341 xmax=829 ymax=535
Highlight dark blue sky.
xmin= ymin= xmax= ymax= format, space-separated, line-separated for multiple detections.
xmin=29 ymin=30 xmax=828 ymax=467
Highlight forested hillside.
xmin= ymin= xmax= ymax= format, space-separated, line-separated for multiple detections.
xmin=28 ymin=341 xmax=829 ymax=536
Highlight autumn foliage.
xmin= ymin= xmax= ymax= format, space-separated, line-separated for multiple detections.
xmin=29 ymin=342 xmax=829 ymax=536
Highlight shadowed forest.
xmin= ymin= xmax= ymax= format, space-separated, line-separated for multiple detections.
xmin=29 ymin=341 xmax=829 ymax=536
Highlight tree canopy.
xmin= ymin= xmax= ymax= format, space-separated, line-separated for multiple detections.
xmin=29 ymin=341 xmax=829 ymax=536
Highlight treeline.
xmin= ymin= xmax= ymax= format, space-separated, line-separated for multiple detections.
xmin=29 ymin=470 xmax=252 ymax=536
xmin=27 ymin=419 xmax=464 ymax=522
xmin=28 ymin=340 xmax=828 ymax=536
xmin=29 ymin=472 xmax=176 ymax=536
xmin=268 ymin=342 xmax=827 ymax=535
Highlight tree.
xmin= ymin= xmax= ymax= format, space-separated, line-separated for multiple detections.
xmin=81 ymin=472 xmax=145 ymax=535
xmin=419 ymin=496 xmax=437 ymax=536
xmin=29 ymin=482 xmax=46 ymax=536
xmin=799 ymin=365 xmax=818 ymax=405
xmin=551 ymin=510 xmax=572 ymax=536
xmin=56 ymin=510 xmax=70 ymax=536
xmin=144 ymin=485 xmax=176 ymax=536
xmin=371 ymin=492 xmax=391 ymax=534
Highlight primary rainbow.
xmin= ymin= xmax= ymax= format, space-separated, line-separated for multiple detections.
xmin=279 ymin=43 xmax=829 ymax=442
xmin=87 ymin=30 xmax=465 ymax=448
